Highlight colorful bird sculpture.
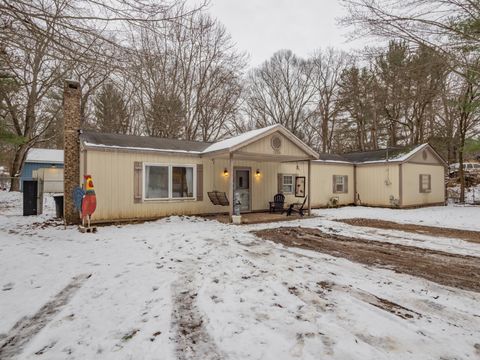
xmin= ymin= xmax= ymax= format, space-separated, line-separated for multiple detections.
xmin=73 ymin=175 xmax=97 ymax=228
xmin=82 ymin=175 xmax=96 ymax=226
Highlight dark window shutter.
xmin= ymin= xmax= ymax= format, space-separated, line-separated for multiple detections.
xmin=428 ymin=175 xmax=431 ymax=192
xmin=197 ymin=164 xmax=203 ymax=201
xmin=277 ymin=173 xmax=283 ymax=193
xmin=419 ymin=174 xmax=423 ymax=193
xmin=344 ymin=176 xmax=348 ymax=193
xmin=332 ymin=175 xmax=337 ymax=193
xmin=134 ymin=161 xmax=143 ymax=203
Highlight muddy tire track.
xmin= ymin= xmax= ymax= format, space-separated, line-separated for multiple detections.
xmin=254 ymin=227 xmax=480 ymax=292
xmin=0 ymin=274 xmax=90 ymax=359
xmin=336 ymin=218 xmax=480 ymax=244
xmin=171 ymin=269 xmax=223 ymax=360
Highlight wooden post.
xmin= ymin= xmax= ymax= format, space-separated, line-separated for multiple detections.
xmin=307 ymin=159 xmax=312 ymax=215
xmin=228 ymin=153 xmax=234 ymax=221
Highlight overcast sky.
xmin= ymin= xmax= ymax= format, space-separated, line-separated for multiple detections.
xmin=199 ymin=0 xmax=361 ymax=67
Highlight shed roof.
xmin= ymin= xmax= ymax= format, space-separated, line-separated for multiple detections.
xmin=26 ymin=148 xmax=64 ymax=164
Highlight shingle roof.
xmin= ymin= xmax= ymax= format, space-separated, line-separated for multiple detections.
xmin=81 ymin=131 xmax=211 ymax=154
xmin=315 ymin=153 xmax=351 ymax=163
xmin=341 ymin=144 xmax=428 ymax=163
xmin=81 ymin=125 xmax=318 ymax=158
xmin=79 ymin=129 xmax=433 ymax=164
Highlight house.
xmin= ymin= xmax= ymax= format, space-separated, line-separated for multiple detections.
xmin=21 ymin=148 xmax=64 ymax=193
xmin=78 ymin=126 xmax=318 ymax=223
xmin=61 ymin=79 xmax=446 ymax=224
xmin=76 ymin=128 xmax=446 ymax=223
xmin=281 ymin=144 xmax=446 ymax=208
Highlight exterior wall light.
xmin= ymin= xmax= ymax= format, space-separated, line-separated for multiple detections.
xmin=256 ymin=169 xmax=261 ymax=176
xmin=223 ymin=168 xmax=229 ymax=176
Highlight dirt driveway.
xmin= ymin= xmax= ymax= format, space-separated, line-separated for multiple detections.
xmin=336 ymin=218 xmax=480 ymax=244
xmin=254 ymin=227 xmax=480 ymax=293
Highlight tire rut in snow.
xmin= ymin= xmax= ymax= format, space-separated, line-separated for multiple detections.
xmin=254 ymin=227 xmax=480 ymax=292
xmin=171 ymin=271 xmax=223 ymax=360
xmin=0 ymin=274 xmax=90 ymax=359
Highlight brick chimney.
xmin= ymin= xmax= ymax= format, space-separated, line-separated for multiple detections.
xmin=63 ymin=80 xmax=81 ymax=225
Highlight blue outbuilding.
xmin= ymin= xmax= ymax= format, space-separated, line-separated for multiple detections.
xmin=21 ymin=149 xmax=64 ymax=191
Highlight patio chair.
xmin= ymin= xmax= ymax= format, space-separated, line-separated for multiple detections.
xmin=286 ymin=196 xmax=308 ymax=217
xmin=269 ymin=193 xmax=285 ymax=213
xmin=207 ymin=191 xmax=230 ymax=206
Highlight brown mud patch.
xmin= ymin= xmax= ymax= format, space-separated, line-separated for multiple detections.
xmin=336 ymin=218 xmax=480 ymax=244
xmin=254 ymin=227 xmax=480 ymax=292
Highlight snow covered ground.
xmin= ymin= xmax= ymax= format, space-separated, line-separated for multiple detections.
xmin=313 ymin=204 xmax=480 ymax=231
xmin=1 ymin=192 xmax=480 ymax=360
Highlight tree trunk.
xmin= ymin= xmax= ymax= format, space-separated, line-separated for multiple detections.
xmin=9 ymin=144 xmax=29 ymax=191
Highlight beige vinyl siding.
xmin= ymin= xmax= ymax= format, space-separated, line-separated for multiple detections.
xmin=402 ymin=163 xmax=445 ymax=206
xmin=85 ymin=149 xmax=283 ymax=222
xmin=407 ymin=147 xmax=442 ymax=165
xmin=280 ymin=162 xmax=354 ymax=207
xmin=240 ymin=133 xmax=308 ymax=158
xmin=356 ymin=164 xmax=400 ymax=206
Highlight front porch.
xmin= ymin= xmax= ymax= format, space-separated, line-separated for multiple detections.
xmin=202 ymin=125 xmax=318 ymax=222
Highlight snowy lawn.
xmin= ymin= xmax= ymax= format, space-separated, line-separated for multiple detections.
xmin=0 ymin=192 xmax=479 ymax=360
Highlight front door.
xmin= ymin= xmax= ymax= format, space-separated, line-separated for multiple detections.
xmin=234 ymin=169 xmax=250 ymax=212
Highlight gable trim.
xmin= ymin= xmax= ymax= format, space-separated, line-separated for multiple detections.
xmin=401 ymin=144 xmax=447 ymax=166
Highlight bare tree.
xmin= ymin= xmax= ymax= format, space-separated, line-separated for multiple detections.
xmin=340 ymin=0 xmax=480 ymax=76
xmin=452 ymin=56 xmax=480 ymax=202
xmin=308 ymin=48 xmax=351 ymax=152
xmin=128 ymin=12 xmax=246 ymax=141
xmin=0 ymin=0 xmax=206 ymax=190
xmin=244 ymin=50 xmax=316 ymax=144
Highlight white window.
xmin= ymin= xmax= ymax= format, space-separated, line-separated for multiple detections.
xmin=145 ymin=165 xmax=169 ymax=199
xmin=282 ymin=175 xmax=294 ymax=193
xmin=172 ymin=166 xmax=194 ymax=198
xmin=333 ymin=175 xmax=348 ymax=193
xmin=419 ymin=174 xmax=431 ymax=193
xmin=144 ymin=164 xmax=195 ymax=200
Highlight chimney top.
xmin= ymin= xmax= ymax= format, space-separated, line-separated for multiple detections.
xmin=64 ymin=79 xmax=80 ymax=90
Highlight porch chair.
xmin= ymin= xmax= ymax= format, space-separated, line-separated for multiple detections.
xmin=207 ymin=191 xmax=230 ymax=206
xmin=269 ymin=193 xmax=285 ymax=213
xmin=286 ymin=196 xmax=308 ymax=217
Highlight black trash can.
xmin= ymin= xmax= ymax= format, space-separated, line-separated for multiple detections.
xmin=53 ymin=195 xmax=64 ymax=219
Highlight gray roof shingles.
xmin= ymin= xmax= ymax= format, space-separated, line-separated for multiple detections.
xmin=80 ymin=130 xmax=422 ymax=163
xmin=80 ymin=131 xmax=212 ymax=153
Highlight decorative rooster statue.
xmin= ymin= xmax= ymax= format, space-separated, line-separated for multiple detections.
xmin=73 ymin=174 xmax=97 ymax=231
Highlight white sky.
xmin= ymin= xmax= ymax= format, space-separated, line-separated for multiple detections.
xmin=198 ymin=0 xmax=362 ymax=67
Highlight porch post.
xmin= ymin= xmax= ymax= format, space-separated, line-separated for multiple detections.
xmin=307 ymin=159 xmax=312 ymax=215
xmin=228 ymin=153 xmax=234 ymax=221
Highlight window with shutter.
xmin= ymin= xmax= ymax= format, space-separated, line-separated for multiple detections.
xmin=333 ymin=175 xmax=348 ymax=193
xmin=143 ymin=163 xmax=197 ymax=200
xmin=419 ymin=174 xmax=431 ymax=193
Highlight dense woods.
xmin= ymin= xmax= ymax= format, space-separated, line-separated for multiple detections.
xmin=1 ymin=0 xmax=479 ymax=197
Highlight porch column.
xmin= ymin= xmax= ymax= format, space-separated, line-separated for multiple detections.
xmin=228 ymin=153 xmax=234 ymax=220
xmin=307 ymin=159 xmax=312 ymax=215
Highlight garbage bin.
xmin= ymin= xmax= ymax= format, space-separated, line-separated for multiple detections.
xmin=53 ymin=194 xmax=64 ymax=219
